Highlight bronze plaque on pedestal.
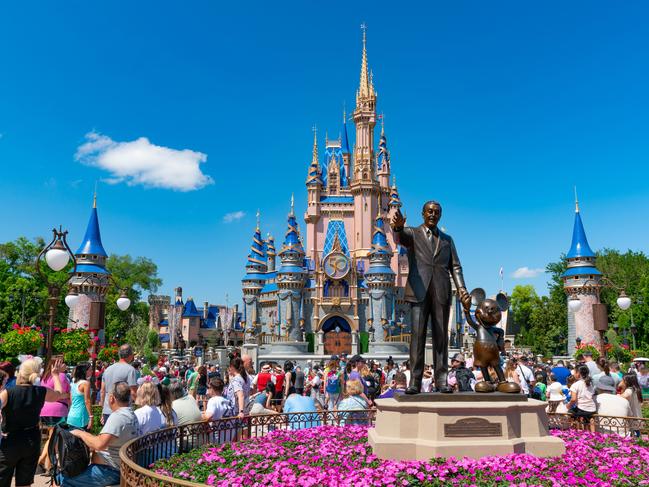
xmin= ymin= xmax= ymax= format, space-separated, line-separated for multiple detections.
xmin=444 ymin=417 xmax=502 ymax=438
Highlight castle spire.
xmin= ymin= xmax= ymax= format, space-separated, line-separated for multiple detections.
xmin=93 ymin=182 xmax=97 ymax=209
xmin=312 ymin=125 xmax=318 ymax=165
xmin=566 ymin=204 xmax=595 ymax=259
xmin=75 ymin=195 xmax=107 ymax=256
xmin=358 ymin=23 xmax=373 ymax=98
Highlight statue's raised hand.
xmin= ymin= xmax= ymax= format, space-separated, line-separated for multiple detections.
xmin=391 ymin=209 xmax=406 ymax=231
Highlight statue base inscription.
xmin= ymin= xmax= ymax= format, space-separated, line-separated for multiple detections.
xmin=368 ymin=397 xmax=565 ymax=460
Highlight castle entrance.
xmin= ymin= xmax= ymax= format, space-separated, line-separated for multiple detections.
xmin=321 ymin=315 xmax=352 ymax=356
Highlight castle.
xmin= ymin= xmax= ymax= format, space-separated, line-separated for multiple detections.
xmin=241 ymin=29 xmax=465 ymax=360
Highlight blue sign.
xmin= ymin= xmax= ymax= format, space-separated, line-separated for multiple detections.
xmin=194 ymin=347 xmax=203 ymax=357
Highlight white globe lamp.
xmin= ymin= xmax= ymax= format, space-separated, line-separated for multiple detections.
xmin=568 ymin=296 xmax=582 ymax=312
xmin=65 ymin=292 xmax=80 ymax=308
xmin=116 ymin=291 xmax=131 ymax=311
xmin=617 ymin=293 xmax=631 ymax=311
xmin=45 ymin=246 xmax=70 ymax=272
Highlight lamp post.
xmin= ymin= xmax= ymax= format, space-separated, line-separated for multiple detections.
xmin=35 ymin=227 xmax=77 ymax=367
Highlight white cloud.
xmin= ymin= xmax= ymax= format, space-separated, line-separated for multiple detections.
xmin=511 ymin=267 xmax=545 ymax=279
xmin=75 ymin=132 xmax=213 ymax=191
xmin=223 ymin=211 xmax=246 ymax=223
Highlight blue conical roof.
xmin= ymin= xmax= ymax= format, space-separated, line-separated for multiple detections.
xmin=279 ymin=213 xmax=304 ymax=256
xmin=377 ymin=132 xmax=389 ymax=171
xmin=182 ymin=298 xmax=202 ymax=318
xmin=566 ymin=210 xmax=595 ymax=259
xmin=246 ymin=227 xmax=267 ymax=268
xmin=75 ymin=207 xmax=107 ymax=256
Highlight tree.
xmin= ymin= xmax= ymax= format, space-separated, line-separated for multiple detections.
xmin=123 ymin=317 xmax=150 ymax=355
xmin=102 ymin=254 xmax=162 ymax=343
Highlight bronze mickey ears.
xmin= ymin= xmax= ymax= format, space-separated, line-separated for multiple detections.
xmin=496 ymin=292 xmax=509 ymax=311
xmin=470 ymin=288 xmax=486 ymax=306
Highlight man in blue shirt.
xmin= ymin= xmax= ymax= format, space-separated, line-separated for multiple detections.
xmin=282 ymin=392 xmax=320 ymax=430
xmin=378 ymin=372 xmax=407 ymax=399
xmin=551 ymin=360 xmax=571 ymax=386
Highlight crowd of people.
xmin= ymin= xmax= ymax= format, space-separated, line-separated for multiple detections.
xmin=0 ymin=345 xmax=646 ymax=487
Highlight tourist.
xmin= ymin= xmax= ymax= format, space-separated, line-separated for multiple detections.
xmin=378 ymin=372 xmax=407 ymax=399
xmin=452 ymin=354 xmax=474 ymax=392
xmin=361 ymin=364 xmax=379 ymax=400
xmin=551 ymin=360 xmax=571 ymax=386
xmin=0 ymin=362 xmax=16 ymax=389
xmin=401 ymin=360 xmax=411 ymax=386
xmin=195 ymin=365 xmax=208 ymax=409
xmin=532 ymin=373 xmax=547 ymax=401
xmin=306 ymin=365 xmax=323 ymax=405
xmin=187 ymin=365 xmax=200 ymax=399
xmin=282 ymin=360 xmax=297 ymax=401
xmin=100 ymin=344 xmax=138 ymax=424
xmin=567 ymin=365 xmax=597 ymax=431
xmin=203 ymin=378 xmax=233 ymax=421
xmin=348 ymin=355 xmax=371 ymax=399
xmin=421 ymin=369 xmax=433 ymax=393
xmin=207 ymin=364 xmax=220 ymax=380
xmin=636 ymin=364 xmax=649 ymax=401
xmin=609 ymin=361 xmax=624 ymax=382
xmin=271 ymin=364 xmax=285 ymax=411
xmin=65 ymin=382 xmax=139 ymax=487
xmin=582 ymin=351 xmax=600 ymax=377
xmin=254 ymin=363 xmax=274 ymax=393
xmin=283 ymin=388 xmax=320 ymax=430
xmin=546 ymin=374 xmax=566 ymax=412
xmin=157 ymin=384 xmax=177 ymax=427
xmin=593 ymin=358 xmax=620 ymax=390
xmin=516 ymin=356 xmax=536 ymax=396
xmin=0 ymin=358 xmax=66 ymax=487
xmin=254 ymin=382 xmax=275 ymax=410
xmin=134 ymin=380 xmax=167 ymax=435
xmin=294 ymin=365 xmax=305 ymax=395
xmin=169 ymin=381 xmax=202 ymax=425
xmin=337 ymin=380 xmax=369 ymax=425
xmin=66 ymin=362 xmax=93 ymax=430
xmin=594 ymin=375 xmax=630 ymax=419
xmin=225 ymin=357 xmax=250 ymax=419
xmin=324 ymin=360 xmax=342 ymax=410
xmin=620 ymin=373 xmax=643 ymax=437
xmin=38 ymin=355 xmax=71 ymax=469
xmin=504 ymin=358 xmax=521 ymax=389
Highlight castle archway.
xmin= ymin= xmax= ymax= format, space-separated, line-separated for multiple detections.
xmin=319 ymin=314 xmax=353 ymax=356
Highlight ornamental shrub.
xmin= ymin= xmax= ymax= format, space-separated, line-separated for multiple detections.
xmin=0 ymin=324 xmax=43 ymax=357
xmin=97 ymin=345 xmax=119 ymax=363
xmin=53 ymin=328 xmax=91 ymax=365
xmin=574 ymin=343 xmax=600 ymax=361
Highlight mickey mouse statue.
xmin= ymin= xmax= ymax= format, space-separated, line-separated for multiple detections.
xmin=462 ymin=288 xmax=521 ymax=393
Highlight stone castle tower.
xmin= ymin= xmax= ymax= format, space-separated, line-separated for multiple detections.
xmin=562 ymin=197 xmax=602 ymax=354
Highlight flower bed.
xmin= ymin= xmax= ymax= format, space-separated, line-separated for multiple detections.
xmin=152 ymin=426 xmax=649 ymax=486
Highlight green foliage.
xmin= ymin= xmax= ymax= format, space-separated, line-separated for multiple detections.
xmin=97 ymin=345 xmax=119 ymax=363
xmin=512 ymin=274 xmax=567 ymax=357
xmin=104 ymin=254 xmax=161 ymax=343
xmin=574 ymin=344 xmax=600 ymax=361
xmin=53 ymin=328 xmax=91 ymax=364
xmin=146 ymin=329 xmax=161 ymax=351
xmin=0 ymin=325 xmax=43 ymax=357
xmin=124 ymin=317 xmax=150 ymax=355
xmin=596 ymin=249 xmax=649 ymax=349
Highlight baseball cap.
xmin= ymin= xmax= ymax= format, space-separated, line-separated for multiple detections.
xmin=330 ymin=354 xmax=339 ymax=361
xmin=451 ymin=353 xmax=465 ymax=363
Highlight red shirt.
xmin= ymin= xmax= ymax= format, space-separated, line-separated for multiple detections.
xmin=274 ymin=373 xmax=285 ymax=394
xmin=257 ymin=372 xmax=273 ymax=392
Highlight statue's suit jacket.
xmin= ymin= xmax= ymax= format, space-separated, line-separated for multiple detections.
xmin=395 ymin=224 xmax=466 ymax=304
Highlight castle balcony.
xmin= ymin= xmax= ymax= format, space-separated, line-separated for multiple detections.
xmin=257 ymin=332 xmax=292 ymax=345
xmin=384 ymin=331 xmax=411 ymax=344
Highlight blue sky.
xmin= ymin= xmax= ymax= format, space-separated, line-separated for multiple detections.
xmin=1 ymin=1 xmax=648 ymax=305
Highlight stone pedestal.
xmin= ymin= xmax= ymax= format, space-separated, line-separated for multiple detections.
xmin=368 ymin=341 xmax=409 ymax=355
xmin=368 ymin=393 xmax=565 ymax=460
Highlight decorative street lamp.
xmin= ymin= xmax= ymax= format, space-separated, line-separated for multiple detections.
xmin=35 ymin=227 xmax=77 ymax=366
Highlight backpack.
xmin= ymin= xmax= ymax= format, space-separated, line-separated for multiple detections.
xmin=326 ymin=372 xmax=340 ymax=394
xmin=455 ymin=368 xmax=474 ymax=392
xmin=531 ymin=384 xmax=543 ymax=400
xmin=48 ymin=424 xmax=90 ymax=483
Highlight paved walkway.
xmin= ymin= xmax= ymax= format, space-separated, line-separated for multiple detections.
xmin=11 ymin=473 xmax=50 ymax=487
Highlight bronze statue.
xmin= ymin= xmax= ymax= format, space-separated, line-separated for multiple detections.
xmin=391 ymin=201 xmax=471 ymax=394
xmin=463 ymin=289 xmax=520 ymax=393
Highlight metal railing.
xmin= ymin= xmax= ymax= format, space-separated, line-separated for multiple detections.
xmin=119 ymin=409 xmax=646 ymax=487
xmin=119 ymin=410 xmax=376 ymax=487
xmin=257 ymin=332 xmax=291 ymax=344
xmin=547 ymin=412 xmax=649 ymax=436
xmin=385 ymin=332 xmax=411 ymax=343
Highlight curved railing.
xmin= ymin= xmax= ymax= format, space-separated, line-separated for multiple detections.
xmin=119 ymin=410 xmax=376 ymax=487
xmin=119 ymin=409 xmax=646 ymax=487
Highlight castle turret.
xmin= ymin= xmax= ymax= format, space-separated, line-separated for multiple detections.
xmin=388 ymin=176 xmax=402 ymax=210
xmin=562 ymin=196 xmax=602 ymax=354
xmin=351 ymin=26 xmax=381 ymax=254
xmin=277 ymin=196 xmax=307 ymax=341
xmin=241 ymin=218 xmax=267 ymax=333
xmin=377 ymin=118 xmax=391 ymax=189
xmin=365 ymin=212 xmax=395 ymax=340
xmin=341 ymin=108 xmax=351 ymax=182
xmin=266 ymin=234 xmax=276 ymax=273
xmin=305 ymin=129 xmax=322 ymax=263
xmin=68 ymin=193 xmax=111 ymax=331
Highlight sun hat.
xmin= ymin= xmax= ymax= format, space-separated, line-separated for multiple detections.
xmin=597 ymin=374 xmax=616 ymax=393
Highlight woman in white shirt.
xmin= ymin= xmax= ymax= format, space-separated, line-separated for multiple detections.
xmin=203 ymin=378 xmax=233 ymax=421
xmin=135 ymin=380 xmax=166 ymax=435
xmin=620 ymin=373 xmax=643 ymax=437
xmin=546 ymin=374 xmax=566 ymax=413
xmin=567 ymin=365 xmax=596 ymax=432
